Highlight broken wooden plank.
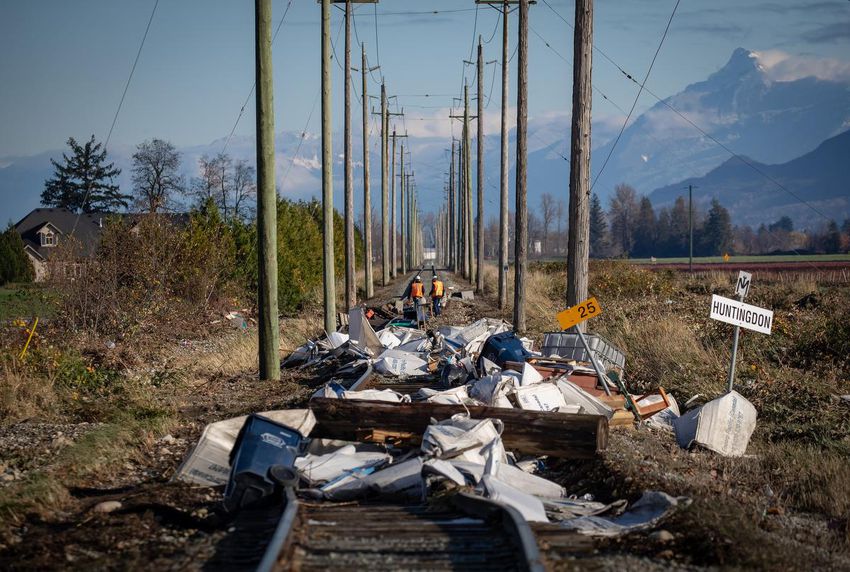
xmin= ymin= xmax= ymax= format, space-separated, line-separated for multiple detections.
xmin=309 ymin=398 xmax=608 ymax=458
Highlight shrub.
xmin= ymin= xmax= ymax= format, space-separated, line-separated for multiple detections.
xmin=0 ymin=224 xmax=34 ymax=285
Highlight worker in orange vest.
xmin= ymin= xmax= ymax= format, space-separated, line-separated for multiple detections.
xmin=429 ymin=275 xmax=445 ymax=317
xmin=409 ymin=275 xmax=426 ymax=327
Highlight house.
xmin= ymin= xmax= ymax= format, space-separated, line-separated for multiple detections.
xmin=14 ymin=208 xmax=106 ymax=281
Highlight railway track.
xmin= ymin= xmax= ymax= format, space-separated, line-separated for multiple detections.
xmin=258 ymin=490 xmax=545 ymax=572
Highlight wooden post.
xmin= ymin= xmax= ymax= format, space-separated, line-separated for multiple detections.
xmin=450 ymin=142 xmax=457 ymax=272
xmin=255 ymin=0 xmax=279 ymax=381
xmin=566 ymin=0 xmax=593 ymax=320
xmin=360 ymin=44 xmax=374 ymax=299
xmin=400 ymin=144 xmax=407 ymax=275
xmin=321 ymin=0 xmax=336 ymax=333
xmin=513 ymin=0 xmax=529 ymax=333
xmin=381 ymin=82 xmax=389 ymax=286
xmin=390 ymin=128 xmax=397 ymax=279
xmin=476 ymin=36 xmax=485 ymax=294
xmin=499 ymin=1 xmax=510 ymax=310
xmin=343 ymin=0 xmax=356 ymax=309
xmin=464 ymin=83 xmax=474 ymax=283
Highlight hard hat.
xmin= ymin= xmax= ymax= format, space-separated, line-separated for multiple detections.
xmin=415 ymin=275 xmax=421 ymax=281
xmin=432 ymin=276 xmax=437 ymax=281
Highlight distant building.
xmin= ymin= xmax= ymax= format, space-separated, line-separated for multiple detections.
xmin=14 ymin=208 xmax=107 ymax=281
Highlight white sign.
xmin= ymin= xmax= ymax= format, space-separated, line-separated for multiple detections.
xmin=735 ymin=271 xmax=752 ymax=298
xmin=709 ymin=294 xmax=773 ymax=335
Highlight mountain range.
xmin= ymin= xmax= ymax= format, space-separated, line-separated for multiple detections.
xmin=2 ymin=47 xmax=848 ymax=228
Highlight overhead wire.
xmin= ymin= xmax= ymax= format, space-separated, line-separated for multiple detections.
xmin=221 ymin=0 xmax=294 ymax=155
xmin=73 ymin=0 xmax=159 ymax=235
xmin=590 ymin=0 xmax=682 ymax=191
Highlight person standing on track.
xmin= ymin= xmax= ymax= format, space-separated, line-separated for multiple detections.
xmin=429 ymin=275 xmax=444 ymax=317
xmin=409 ymin=275 xmax=426 ymax=328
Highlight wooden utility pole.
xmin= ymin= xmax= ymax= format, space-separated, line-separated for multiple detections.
xmin=380 ymin=83 xmax=389 ymax=286
xmin=343 ymin=0 xmax=355 ymax=309
xmin=449 ymin=142 xmax=457 ymax=272
xmin=390 ymin=128 xmax=397 ymax=279
xmin=321 ymin=0 xmax=336 ymax=333
xmin=464 ymin=83 xmax=474 ymax=284
xmin=499 ymin=1 xmax=510 ymax=310
xmin=513 ymin=0 xmax=529 ymax=333
xmin=566 ymin=0 xmax=593 ymax=320
xmin=255 ymin=0 xmax=279 ymax=381
xmin=476 ymin=36 xmax=485 ymax=293
xmin=400 ymin=144 xmax=406 ymax=274
xmin=359 ymin=44 xmax=377 ymax=299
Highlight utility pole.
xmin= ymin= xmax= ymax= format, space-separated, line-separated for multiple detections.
xmin=343 ymin=0 xmax=355 ymax=309
xmin=358 ymin=44 xmax=378 ymax=299
xmin=476 ymin=36 xmax=485 ymax=294
xmin=513 ymin=0 xmax=529 ymax=333
xmin=321 ymin=0 xmax=336 ymax=333
xmin=400 ymin=144 xmax=406 ymax=274
xmin=566 ymin=0 xmax=593 ymax=322
xmin=390 ymin=128 xmax=397 ymax=279
xmin=380 ymin=83 xmax=389 ymax=286
xmin=449 ymin=143 xmax=457 ymax=272
xmin=464 ymin=84 xmax=474 ymax=285
xmin=688 ymin=184 xmax=696 ymax=272
xmin=255 ymin=0 xmax=279 ymax=381
xmin=499 ymin=1 xmax=510 ymax=310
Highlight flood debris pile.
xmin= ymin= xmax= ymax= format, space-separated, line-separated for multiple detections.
xmin=168 ymin=302 xmax=772 ymax=545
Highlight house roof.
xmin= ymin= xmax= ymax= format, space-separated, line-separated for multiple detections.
xmin=14 ymin=208 xmax=107 ymax=259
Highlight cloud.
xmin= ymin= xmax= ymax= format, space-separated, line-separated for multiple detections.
xmin=802 ymin=22 xmax=850 ymax=44
xmin=753 ymin=49 xmax=850 ymax=82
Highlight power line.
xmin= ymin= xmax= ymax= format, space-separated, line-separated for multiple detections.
xmin=73 ymin=0 xmax=159 ymax=235
xmin=591 ymin=0 xmax=681 ymax=191
xmin=221 ymin=0 xmax=294 ymax=154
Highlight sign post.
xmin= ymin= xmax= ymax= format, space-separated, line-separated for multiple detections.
xmin=708 ymin=271 xmax=774 ymax=393
xmin=557 ymin=298 xmax=612 ymax=397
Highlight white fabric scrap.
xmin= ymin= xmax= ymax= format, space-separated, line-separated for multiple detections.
xmin=556 ymin=379 xmax=614 ymax=419
xmin=374 ymin=348 xmax=430 ymax=377
xmin=421 ymin=416 xmax=507 ymax=465
xmin=514 ymin=383 xmax=568 ymax=412
xmin=478 ymin=475 xmax=549 ymax=523
xmin=295 ymin=445 xmax=390 ymax=485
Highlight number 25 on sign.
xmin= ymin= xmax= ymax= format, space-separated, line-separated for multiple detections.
xmin=557 ymin=297 xmax=602 ymax=330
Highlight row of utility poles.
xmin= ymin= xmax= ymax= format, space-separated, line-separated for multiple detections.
xmin=437 ymin=0 xmax=592 ymax=334
xmin=256 ymin=0 xmax=594 ymax=379
xmin=253 ymin=0 xmax=425 ymax=380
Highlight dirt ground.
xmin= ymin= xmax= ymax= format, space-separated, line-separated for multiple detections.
xmin=1 ymin=270 xmax=849 ymax=571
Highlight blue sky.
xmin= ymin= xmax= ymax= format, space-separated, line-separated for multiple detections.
xmin=1 ymin=0 xmax=848 ymax=159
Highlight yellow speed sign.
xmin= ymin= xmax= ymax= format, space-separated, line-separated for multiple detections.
xmin=556 ymin=297 xmax=602 ymax=330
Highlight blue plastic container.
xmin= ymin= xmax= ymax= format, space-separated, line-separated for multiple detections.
xmin=223 ymin=414 xmax=304 ymax=512
xmin=477 ymin=331 xmax=532 ymax=369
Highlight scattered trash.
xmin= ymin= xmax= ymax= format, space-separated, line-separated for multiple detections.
xmin=559 ymin=491 xmax=690 ymax=537
xmin=673 ymin=390 xmax=757 ymax=457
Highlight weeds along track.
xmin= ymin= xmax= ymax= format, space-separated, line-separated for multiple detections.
xmin=260 ymin=491 xmax=545 ymax=572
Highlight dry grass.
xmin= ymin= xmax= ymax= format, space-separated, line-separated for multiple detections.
xmin=0 ymin=359 xmax=61 ymax=425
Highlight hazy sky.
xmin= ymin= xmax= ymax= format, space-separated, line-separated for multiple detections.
xmin=1 ymin=0 xmax=849 ymax=158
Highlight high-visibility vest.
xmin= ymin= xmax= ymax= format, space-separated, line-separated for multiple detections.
xmin=432 ymin=280 xmax=444 ymax=298
xmin=411 ymin=282 xmax=424 ymax=298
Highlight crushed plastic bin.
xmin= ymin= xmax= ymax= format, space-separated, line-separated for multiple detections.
xmin=477 ymin=331 xmax=532 ymax=369
xmin=223 ymin=414 xmax=305 ymax=512
xmin=541 ymin=332 xmax=626 ymax=374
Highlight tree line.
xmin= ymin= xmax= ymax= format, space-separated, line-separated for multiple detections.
xmin=40 ymin=135 xmax=256 ymax=221
xmin=480 ymin=184 xmax=849 ymax=259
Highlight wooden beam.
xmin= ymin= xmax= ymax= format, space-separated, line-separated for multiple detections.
xmin=309 ymin=398 xmax=608 ymax=458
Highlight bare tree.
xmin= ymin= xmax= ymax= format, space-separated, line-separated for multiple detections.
xmin=540 ymin=193 xmax=557 ymax=255
xmin=131 ymin=139 xmax=183 ymax=213
xmin=231 ymin=159 xmax=257 ymax=220
xmin=190 ymin=154 xmax=222 ymax=206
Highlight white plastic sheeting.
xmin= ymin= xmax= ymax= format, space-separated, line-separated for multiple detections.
xmin=641 ymin=393 xmax=681 ymax=432
xmin=556 ymin=379 xmax=614 ymax=419
xmin=374 ymin=348 xmax=430 ymax=377
xmin=478 ymin=474 xmax=549 ymax=523
xmin=559 ymin=491 xmax=689 ymax=537
xmin=673 ymin=390 xmax=757 ymax=457
xmin=418 ymin=385 xmax=473 ymax=405
xmin=295 ymin=445 xmax=391 ymax=485
xmin=468 ymin=374 xmax=516 ymax=408
xmin=520 ymin=362 xmax=544 ymax=386
xmin=348 ymin=307 xmax=384 ymax=356
xmin=326 ymin=331 xmax=349 ymax=349
xmin=421 ymin=416 xmax=507 ymax=465
xmin=174 ymin=409 xmax=316 ymax=486
xmin=515 ymin=383 xmax=569 ymax=412
xmin=312 ymin=383 xmax=410 ymax=403
xmin=439 ymin=318 xmax=511 ymax=354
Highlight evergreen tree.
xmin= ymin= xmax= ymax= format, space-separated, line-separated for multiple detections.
xmin=608 ymin=184 xmax=639 ymax=256
xmin=632 ymin=196 xmax=657 ymax=257
xmin=669 ymin=196 xmax=689 ymax=256
xmin=768 ymin=216 xmax=793 ymax=233
xmin=41 ymin=135 xmax=129 ymax=213
xmin=821 ymin=220 xmax=842 ymax=254
xmin=656 ymin=208 xmax=672 ymax=257
xmin=589 ymin=193 xmax=609 ymax=258
xmin=700 ymin=199 xmax=733 ymax=256
xmin=0 ymin=224 xmax=34 ymax=285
